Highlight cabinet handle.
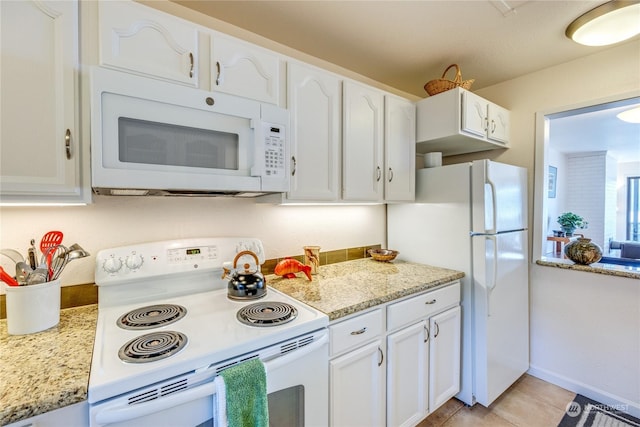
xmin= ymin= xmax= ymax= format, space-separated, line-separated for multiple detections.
xmin=490 ymin=119 xmax=496 ymax=134
xmin=425 ymin=299 xmax=436 ymax=305
xmin=377 ymin=347 xmax=384 ymax=366
xmin=215 ymin=61 xmax=223 ymax=86
xmin=188 ymin=52 xmax=194 ymax=78
xmin=64 ymin=129 xmax=72 ymax=160
xmin=434 ymin=322 xmax=440 ymax=339
xmin=424 ymin=326 xmax=430 ymax=343
xmin=484 ymin=117 xmax=489 ymax=132
xmin=388 ymin=167 xmax=393 ymax=182
xmin=350 ymin=327 xmax=367 ymax=335
xmin=291 ymin=156 xmax=296 ymax=176
xmin=376 ymin=166 xmax=382 ymax=182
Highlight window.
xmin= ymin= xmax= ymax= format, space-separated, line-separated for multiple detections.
xmin=628 ymin=176 xmax=640 ymax=241
xmin=533 ymin=94 xmax=640 ymax=265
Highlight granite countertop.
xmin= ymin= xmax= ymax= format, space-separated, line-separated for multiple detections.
xmin=0 ymin=304 xmax=97 ymax=426
xmin=268 ymin=258 xmax=465 ymax=321
xmin=537 ymin=257 xmax=640 ymax=280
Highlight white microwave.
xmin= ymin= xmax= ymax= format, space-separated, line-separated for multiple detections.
xmin=90 ymin=68 xmax=289 ymax=197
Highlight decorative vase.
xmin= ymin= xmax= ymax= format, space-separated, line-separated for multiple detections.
xmin=564 ymin=238 xmax=602 ymax=265
xmin=561 ymin=226 xmax=576 ymax=237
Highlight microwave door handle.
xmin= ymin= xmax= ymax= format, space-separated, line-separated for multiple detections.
xmin=94 ymin=381 xmax=217 ymax=424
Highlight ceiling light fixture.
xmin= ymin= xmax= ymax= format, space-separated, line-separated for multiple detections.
xmin=565 ymin=0 xmax=640 ymax=46
xmin=617 ymin=106 xmax=640 ymax=123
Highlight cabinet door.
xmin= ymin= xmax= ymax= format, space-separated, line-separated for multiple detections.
xmin=342 ymin=81 xmax=384 ymax=202
xmin=384 ymin=95 xmax=416 ymax=202
xmin=330 ymin=340 xmax=385 ymax=427
xmin=287 ymin=62 xmax=341 ymax=201
xmin=98 ymin=1 xmax=198 ymax=86
xmin=461 ymin=91 xmax=488 ymax=138
xmin=0 ymin=0 xmax=87 ymax=204
xmin=429 ymin=306 xmax=461 ymax=413
xmin=211 ymin=35 xmax=280 ymax=104
xmin=487 ymin=103 xmax=510 ymax=144
xmin=387 ymin=321 xmax=429 ymax=427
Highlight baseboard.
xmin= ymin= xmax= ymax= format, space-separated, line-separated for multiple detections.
xmin=528 ymin=365 xmax=640 ymax=419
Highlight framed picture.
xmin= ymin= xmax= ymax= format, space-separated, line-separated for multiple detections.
xmin=548 ymin=165 xmax=557 ymax=198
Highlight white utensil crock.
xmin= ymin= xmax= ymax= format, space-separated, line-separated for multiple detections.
xmin=5 ymin=279 xmax=60 ymax=335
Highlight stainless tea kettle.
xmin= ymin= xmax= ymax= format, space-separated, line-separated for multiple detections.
xmin=223 ymin=250 xmax=266 ymax=300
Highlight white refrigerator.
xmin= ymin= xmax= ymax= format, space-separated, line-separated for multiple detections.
xmin=387 ymin=159 xmax=529 ymax=407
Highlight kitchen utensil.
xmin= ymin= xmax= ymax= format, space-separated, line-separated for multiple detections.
xmin=40 ymin=231 xmax=63 ymax=277
xmin=0 ymin=266 xmax=19 ymax=287
xmin=63 ymin=243 xmax=90 ymax=261
xmin=26 ymin=267 xmax=48 ymax=285
xmin=48 ymin=245 xmax=68 ymax=281
xmin=16 ymin=261 xmax=33 ymax=285
xmin=368 ymin=248 xmax=399 ymax=262
xmin=0 ymin=248 xmax=25 ymax=264
xmin=28 ymin=239 xmax=38 ymax=269
xmin=223 ymin=250 xmax=266 ymax=300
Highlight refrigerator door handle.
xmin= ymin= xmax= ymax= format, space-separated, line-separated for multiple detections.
xmin=486 ymin=177 xmax=497 ymax=234
xmin=486 ymin=235 xmax=498 ymax=317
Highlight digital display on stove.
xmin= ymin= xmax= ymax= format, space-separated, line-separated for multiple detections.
xmin=186 ymin=248 xmax=201 ymax=255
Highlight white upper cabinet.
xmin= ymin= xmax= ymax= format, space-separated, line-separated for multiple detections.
xmin=98 ymin=1 xmax=198 ymax=86
xmin=384 ymin=95 xmax=416 ymax=202
xmin=461 ymin=90 xmax=509 ymax=144
xmin=342 ymin=81 xmax=384 ymax=202
xmin=286 ymin=62 xmax=341 ymax=201
xmin=0 ymin=0 xmax=89 ymax=204
xmin=416 ymin=87 xmax=510 ymax=156
xmin=210 ymin=35 xmax=281 ymax=105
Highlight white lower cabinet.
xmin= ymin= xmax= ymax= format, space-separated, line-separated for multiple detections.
xmin=428 ymin=306 xmax=462 ymax=412
xmin=330 ymin=282 xmax=461 ymax=427
xmin=330 ymin=339 xmax=386 ymax=427
xmin=387 ymin=321 xmax=429 ymax=427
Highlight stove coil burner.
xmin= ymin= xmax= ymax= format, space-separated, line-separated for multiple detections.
xmin=237 ymin=301 xmax=298 ymax=327
xmin=118 ymin=331 xmax=187 ymax=363
xmin=117 ymin=304 xmax=187 ymax=330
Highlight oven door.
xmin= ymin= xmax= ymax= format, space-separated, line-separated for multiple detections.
xmin=90 ymin=331 xmax=328 ymax=427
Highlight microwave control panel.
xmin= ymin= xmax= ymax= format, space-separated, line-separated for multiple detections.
xmin=263 ymin=124 xmax=285 ymax=177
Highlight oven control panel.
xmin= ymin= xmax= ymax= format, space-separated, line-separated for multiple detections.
xmin=95 ymin=237 xmax=265 ymax=285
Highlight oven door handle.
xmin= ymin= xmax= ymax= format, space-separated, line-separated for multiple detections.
xmin=264 ymin=333 xmax=328 ymax=373
xmin=94 ymin=380 xmax=217 ymax=424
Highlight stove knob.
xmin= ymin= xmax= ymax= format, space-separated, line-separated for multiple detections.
xmin=125 ymin=253 xmax=144 ymax=271
xmin=103 ymin=257 xmax=123 ymax=274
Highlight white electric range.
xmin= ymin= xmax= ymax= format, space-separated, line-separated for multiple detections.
xmin=89 ymin=238 xmax=329 ymax=427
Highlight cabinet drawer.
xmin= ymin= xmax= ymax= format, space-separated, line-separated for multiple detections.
xmin=387 ymin=282 xmax=460 ymax=332
xmin=330 ymin=309 xmax=383 ymax=356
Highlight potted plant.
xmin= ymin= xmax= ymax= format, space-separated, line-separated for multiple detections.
xmin=557 ymin=212 xmax=588 ymax=236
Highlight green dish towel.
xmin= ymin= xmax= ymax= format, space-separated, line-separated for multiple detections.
xmin=220 ymin=358 xmax=269 ymax=427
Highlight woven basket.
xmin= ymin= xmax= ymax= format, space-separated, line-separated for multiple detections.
xmin=424 ymin=64 xmax=475 ymax=96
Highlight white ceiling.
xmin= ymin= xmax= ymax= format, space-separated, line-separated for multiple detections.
xmin=171 ymin=0 xmax=640 ymax=160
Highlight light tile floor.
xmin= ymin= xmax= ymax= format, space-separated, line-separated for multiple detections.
xmin=418 ymin=374 xmax=576 ymax=427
